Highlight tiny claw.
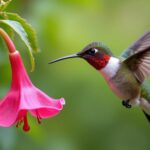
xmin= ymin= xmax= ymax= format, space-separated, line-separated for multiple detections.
xmin=122 ymin=100 xmax=132 ymax=108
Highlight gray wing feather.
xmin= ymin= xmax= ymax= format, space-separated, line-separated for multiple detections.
xmin=121 ymin=30 xmax=150 ymax=83
xmin=121 ymin=31 xmax=150 ymax=58
xmin=124 ymin=49 xmax=150 ymax=83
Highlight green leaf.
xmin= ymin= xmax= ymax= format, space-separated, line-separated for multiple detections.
xmin=0 ymin=20 xmax=35 ymax=71
xmin=0 ymin=22 xmax=14 ymax=37
xmin=0 ymin=0 xmax=12 ymax=11
xmin=5 ymin=12 xmax=39 ymax=53
xmin=0 ymin=12 xmax=14 ymax=38
xmin=0 ymin=12 xmax=40 ymax=71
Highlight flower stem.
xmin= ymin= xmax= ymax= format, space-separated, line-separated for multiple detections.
xmin=0 ymin=28 xmax=16 ymax=53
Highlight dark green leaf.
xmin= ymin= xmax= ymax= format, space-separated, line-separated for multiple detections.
xmin=5 ymin=12 xmax=39 ymax=53
xmin=0 ymin=20 xmax=35 ymax=71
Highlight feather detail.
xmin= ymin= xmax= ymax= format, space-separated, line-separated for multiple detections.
xmin=82 ymin=42 xmax=113 ymax=56
xmin=124 ymin=49 xmax=150 ymax=83
xmin=121 ymin=31 xmax=150 ymax=58
xmin=121 ymin=30 xmax=150 ymax=82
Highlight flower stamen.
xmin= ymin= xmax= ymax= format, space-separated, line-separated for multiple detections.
xmin=36 ymin=111 xmax=42 ymax=124
xmin=16 ymin=118 xmax=23 ymax=128
xmin=23 ymin=115 xmax=30 ymax=132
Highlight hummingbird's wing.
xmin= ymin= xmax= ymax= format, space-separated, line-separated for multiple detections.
xmin=123 ymin=48 xmax=150 ymax=83
xmin=121 ymin=31 xmax=150 ymax=59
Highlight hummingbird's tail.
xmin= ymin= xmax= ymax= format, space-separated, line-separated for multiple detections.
xmin=140 ymin=98 xmax=150 ymax=122
xmin=142 ymin=111 xmax=150 ymax=122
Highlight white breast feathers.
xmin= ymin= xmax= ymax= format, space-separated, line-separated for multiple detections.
xmin=100 ymin=57 xmax=120 ymax=79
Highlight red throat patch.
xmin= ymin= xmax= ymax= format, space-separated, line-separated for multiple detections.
xmin=87 ymin=54 xmax=110 ymax=70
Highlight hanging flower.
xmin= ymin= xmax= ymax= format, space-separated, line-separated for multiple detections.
xmin=0 ymin=28 xmax=65 ymax=132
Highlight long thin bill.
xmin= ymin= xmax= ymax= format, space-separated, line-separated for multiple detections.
xmin=48 ymin=54 xmax=79 ymax=64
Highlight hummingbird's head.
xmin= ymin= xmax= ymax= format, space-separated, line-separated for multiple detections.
xmin=49 ymin=42 xmax=113 ymax=70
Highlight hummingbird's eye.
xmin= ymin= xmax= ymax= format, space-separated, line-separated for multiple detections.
xmin=88 ymin=48 xmax=99 ymax=55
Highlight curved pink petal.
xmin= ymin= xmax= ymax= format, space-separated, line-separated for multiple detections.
xmin=0 ymin=91 xmax=20 ymax=127
xmin=30 ymin=108 xmax=61 ymax=118
xmin=19 ymin=87 xmax=65 ymax=118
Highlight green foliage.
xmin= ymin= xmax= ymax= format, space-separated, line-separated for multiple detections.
xmin=0 ymin=20 xmax=35 ymax=71
xmin=4 ymin=12 xmax=39 ymax=53
xmin=0 ymin=0 xmax=12 ymax=11
xmin=0 ymin=0 xmax=39 ymax=71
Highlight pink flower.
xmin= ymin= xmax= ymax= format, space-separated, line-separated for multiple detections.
xmin=0 ymin=29 xmax=65 ymax=132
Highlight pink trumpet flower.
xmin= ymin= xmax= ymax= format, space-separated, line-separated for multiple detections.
xmin=0 ymin=29 xmax=65 ymax=132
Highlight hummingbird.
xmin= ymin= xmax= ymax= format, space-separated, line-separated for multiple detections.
xmin=49 ymin=31 xmax=150 ymax=122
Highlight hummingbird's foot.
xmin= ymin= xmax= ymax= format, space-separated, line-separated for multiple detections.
xmin=122 ymin=100 xmax=132 ymax=108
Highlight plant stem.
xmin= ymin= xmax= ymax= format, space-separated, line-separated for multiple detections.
xmin=0 ymin=28 xmax=16 ymax=53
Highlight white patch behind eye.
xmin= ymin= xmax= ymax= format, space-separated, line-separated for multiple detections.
xmin=93 ymin=48 xmax=98 ymax=53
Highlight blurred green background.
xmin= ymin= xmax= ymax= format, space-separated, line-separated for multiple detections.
xmin=0 ymin=0 xmax=150 ymax=150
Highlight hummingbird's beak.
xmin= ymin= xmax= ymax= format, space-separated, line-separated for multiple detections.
xmin=48 ymin=54 xmax=80 ymax=64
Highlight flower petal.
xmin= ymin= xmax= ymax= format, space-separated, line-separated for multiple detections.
xmin=30 ymin=108 xmax=61 ymax=118
xmin=19 ymin=87 xmax=65 ymax=118
xmin=0 ymin=91 xmax=20 ymax=127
